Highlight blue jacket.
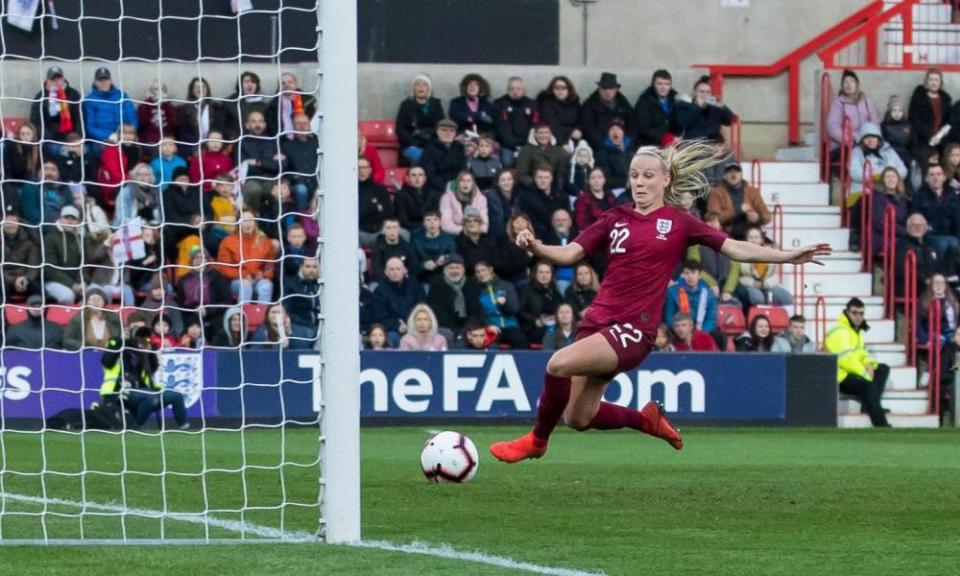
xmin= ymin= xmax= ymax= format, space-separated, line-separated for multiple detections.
xmin=150 ymin=154 xmax=188 ymax=191
xmin=411 ymin=230 xmax=457 ymax=280
xmin=663 ymin=279 xmax=718 ymax=332
xmin=82 ymin=85 xmax=138 ymax=142
xmin=476 ymin=278 xmax=520 ymax=329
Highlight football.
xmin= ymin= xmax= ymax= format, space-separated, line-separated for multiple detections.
xmin=420 ymin=431 xmax=479 ymax=483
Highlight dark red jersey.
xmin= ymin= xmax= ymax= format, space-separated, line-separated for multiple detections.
xmin=573 ymin=204 xmax=727 ymax=336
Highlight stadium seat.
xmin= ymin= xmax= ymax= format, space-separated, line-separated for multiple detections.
xmin=3 ymin=116 xmax=25 ymax=138
xmin=4 ymin=304 xmax=29 ymax=326
xmin=377 ymin=147 xmax=399 ymax=169
xmin=384 ymin=167 xmax=408 ymax=192
xmin=748 ymin=306 xmax=790 ymax=333
xmin=716 ymin=306 xmax=746 ymax=336
xmin=243 ymin=303 xmax=268 ymax=332
xmin=119 ymin=307 xmax=140 ymax=324
xmin=47 ymin=305 xmax=81 ymax=326
xmin=359 ymin=120 xmax=398 ymax=147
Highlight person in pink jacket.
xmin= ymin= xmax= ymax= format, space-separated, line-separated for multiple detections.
xmin=827 ymin=69 xmax=880 ymax=151
xmin=398 ymin=304 xmax=449 ymax=351
xmin=439 ymin=170 xmax=489 ymax=234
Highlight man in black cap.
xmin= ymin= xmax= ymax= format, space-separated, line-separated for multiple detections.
xmin=81 ymin=66 xmax=138 ymax=148
xmin=426 ymin=253 xmax=480 ymax=340
xmin=635 ymin=69 xmax=684 ymax=147
xmin=30 ymin=65 xmax=83 ymax=153
xmin=2 ymin=205 xmax=40 ymax=306
xmin=419 ymin=118 xmax=466 ymax=192
xmin=580 ymin=72 xmax=635 ymax=149
xmin=4 ymin=294 xmax=64 ymax=350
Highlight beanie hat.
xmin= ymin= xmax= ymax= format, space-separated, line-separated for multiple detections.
xmin=841 ymin=69 xmax=860 ymax=85
xmin=887 ymin=94 xmax=905 ymax=112
xmin=413 ymin=73 xmax=432 ymax=91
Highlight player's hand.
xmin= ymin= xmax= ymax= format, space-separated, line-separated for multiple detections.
xmin=515 ymin=229 xmax=536 ymax=250
xmin=786 ymin=243 xmax=832 ymax=266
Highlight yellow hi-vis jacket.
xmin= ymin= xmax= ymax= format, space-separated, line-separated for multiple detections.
xmin=823 ymin=312 xmax=878 ymax=383
xmin=99 ymin=338 xmax=159 ymax=398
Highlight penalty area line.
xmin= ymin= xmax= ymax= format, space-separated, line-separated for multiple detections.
xmin=0 ymin=492 xmax=605 ymax=575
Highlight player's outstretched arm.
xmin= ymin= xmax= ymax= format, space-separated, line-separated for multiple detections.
xmin=720 ymin=239 xmax=832 ymax=266
xmin=515 ymin=229 xmax=586 ymax=266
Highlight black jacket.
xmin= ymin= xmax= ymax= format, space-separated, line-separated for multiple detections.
xmin=519 ymin=281 xmax=563 ymax=335
xmin=634 ymin=86 xmax=682 ymax=146
xmin=595 ymin=142 xmax=635 ymax=190
xmin=909 ymin=85 xmax=952 ymax=148
xmin=162 ymin=183 xmax=207 ymax=225
xmin=911 ymin=184 xmax=960 ymax=237
xmin=358 ymin=179 xmax=393 ymax=234
xmin=371 ymin=277 xmax=424 ymax=332
xmin=580 ymin=90 xmax=635 ymax=148
xmin=238 ymin=134 xmax=286 ymax=178
xmin=536 ymin=92 xmax=581 ymax=145
xmin=30 ymin=83 xmax=83 ymax=142
xmin=394 ymin=185 xmax=443 ymax=230
xmin=455 ymin=233 xmax=496 ymax=274
xmin=493 ymin=235 xmax=533 ymax=284
xmin=427 ymin=275 xmax=482 ymax=332
xmin=494 ymin=94 xmax=538 ymax=151
xmin=264 ymin=93 xmax=318 ymax=137
xmin=5 ymin=316 xmax=63 ymax=350
xmin=395 ymin=97 xmax=445 ymax=149
xmin=177 ymin=101 xmax=229 ymax=147
xmin=281 ymin=134 xmax=319 ymax=188
xmin=448 ymin=96 xmax=496 ymax=135
xmin=419 ymin=139 xmax=466 ymax=192
xmin=283 ymin=272 xmax=320 ymax=331
xmin=881 ymin=118 xmax=913 ymax=168
xmin=515 ymin=187 xmax=571 ymax=241
xmin=677 ymin=102 xmax=734 ymax=142
xmin=896 ymin=234 xmax=941 ymax=297
xmin=371 ymin=235 xmax=421 ymax=281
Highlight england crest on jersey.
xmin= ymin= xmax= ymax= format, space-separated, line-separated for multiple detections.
xmin=656 ymin=218 xmax=672 ymax=240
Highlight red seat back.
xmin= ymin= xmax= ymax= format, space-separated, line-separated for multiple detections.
xmin=359 ymin=120 xmax=398 ymax=147
xmin=377 ymin=147 xmax=399 ymax=169
xmin=748 ymin=306 xmax=790 ymax=333
xmin=243 ymin=303 xmax=269 ymax=333
xmin=47 ymin=305 xmax=81 ymax=326
xmin=384 ymin=167 xmax=408 ymax=192
xmin=5 ymin=304 xmax=30 ymax=326
xmin=3 ymin=117 xmax=25 ymax=138
xmin=716 ymin=306 xmax=746 ymax=335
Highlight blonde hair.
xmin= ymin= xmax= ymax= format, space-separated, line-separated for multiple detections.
xmin=632 ymin=140 xmax=730 ymax=206
xmin=407 ymin=304 xmax=438 ymax=336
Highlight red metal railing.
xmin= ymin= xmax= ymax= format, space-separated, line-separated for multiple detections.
xmin=839 ymin=116 xmax=854 ymax=225
xmin=695 ymin=1 xmax=885 ymax=144
xmin=729 ymin=115 xmax=743 ymax=162
xmin=860 ymin=160 xmax=874 ymax=272
xmin=814 ymin=296 xmax=828 ymax=350
xmin=819 ymin=72 xmax=834 ymax=183
xmin=926 ymin=299 xmax=943 ymax=415
xmin=793 ymin=263 xmax=806 ymax=318
xmin=882 ymin=204 xmax=897 ymax=319
xmin=904 ymin=250 xmax=918 ymax=366
xmin=772 ymin=204 xmax=783 ymax=251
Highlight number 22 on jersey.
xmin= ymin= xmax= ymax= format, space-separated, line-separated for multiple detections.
xmin=609 ymin=227 xmax=629 ymax=254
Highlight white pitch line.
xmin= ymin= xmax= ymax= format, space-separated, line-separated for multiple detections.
xmin=0 ymin=492 xmax=605 ymax=576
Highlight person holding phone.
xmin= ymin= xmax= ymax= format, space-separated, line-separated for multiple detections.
xmin=676 ymin=76 xmax=736 ymax=144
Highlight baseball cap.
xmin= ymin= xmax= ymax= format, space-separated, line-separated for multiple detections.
xmin=60 ymin=205 xmax=81 ymax=219
xmin=94 ymin=67 xmax=111 ymax=80
xmin=443 ymin=254 xmax=465 ymax=267
xmin=724 ymin=163 xmax=743 ymax=173
xmin=437 ymin=118 xmax=457 ymax=130
xmin=46 ymin=66 xmax=64 ymax=80
xmin=27 ymin=294 xmax=43 ymax=307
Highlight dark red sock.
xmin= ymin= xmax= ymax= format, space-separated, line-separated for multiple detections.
xmin=586 ymin=402 xmax=653 ymax=433
xmin=531 ymin=373 xmax=571 ymax=444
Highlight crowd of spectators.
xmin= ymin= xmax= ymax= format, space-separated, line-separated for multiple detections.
xmin=359 ymin=69 xmax=809 ymax=352
xmin=0 ymin=66 xmax=320 ymax=351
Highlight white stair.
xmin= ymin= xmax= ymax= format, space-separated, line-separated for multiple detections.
xmin=759 ymin=158 xmax=936 ymax=428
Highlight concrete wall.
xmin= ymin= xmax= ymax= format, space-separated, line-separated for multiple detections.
xmin=357 ymin=0 xmax=951 ymax=158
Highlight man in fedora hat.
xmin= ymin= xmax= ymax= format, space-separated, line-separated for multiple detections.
xmin=580 ymin=72 xmax=635 ymax=150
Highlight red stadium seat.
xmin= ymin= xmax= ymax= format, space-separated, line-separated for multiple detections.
xmin=5 ymin=304 xmax=29 ymax=326
xmin=716 ymin=306 xmax=746 ymax=336
xmin=243 ymin=303 xmax=268 ymax=332
xmin=119 ymin=307 xmax=140 ymax=325
xmin=748 ymin=306 xmax=790 ymax=333
xmin=383 ymin=167 xmax=408 ymax=192
xmin=359 ymin=120 xmax=398 ymax=147
xmin=47 ymin=305 xmax=81 ymax=326
xmin=377 ymin=147 xmax=399 ymax=169
xmin=3 ymin=116 xmax=25 ymax=138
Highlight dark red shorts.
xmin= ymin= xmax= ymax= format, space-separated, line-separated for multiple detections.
xmin=575 ymin=317 xmax=654 ymax=375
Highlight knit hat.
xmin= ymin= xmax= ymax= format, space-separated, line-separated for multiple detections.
xmin=887 ymin=95 xmax=905 ymax=112
xmin=413 ymin=73 xmax=432 ymax=91
xmin=463 ymin=206 xmax=483 ymax=222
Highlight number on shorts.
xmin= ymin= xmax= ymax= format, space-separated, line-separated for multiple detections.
xmin=610 ymin=323 xmax=643 ymax=349
xmin=609 ymin=228 xmax=629 ymax=254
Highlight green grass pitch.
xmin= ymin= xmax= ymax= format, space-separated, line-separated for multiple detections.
xmin=1 ymin=427 xmax=958 ymax=575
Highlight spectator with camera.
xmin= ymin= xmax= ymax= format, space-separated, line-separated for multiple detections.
xmin=677 ymin=76 xmax=735 ymax=143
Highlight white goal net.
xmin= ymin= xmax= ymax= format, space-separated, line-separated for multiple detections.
xmin=0 ymin=0 xmax=359 ymax=544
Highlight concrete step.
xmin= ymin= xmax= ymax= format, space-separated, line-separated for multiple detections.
xmin=780 ymin=227 xmax=849 ymax=250
xmin=889 ymin=366 xmax=920 ymax=390
xmin=840 ymin=388 xmax=928 ymax=415
xmin=819 ymin=318 xmax=896 ymax=343
xmin=799 ymin=297 xmax=884 ymax=320
xmin=868 ymin=342 xmax=908 ymax=366
xmin=774 ymin=145 xmax=817 ymax=162
xmin=782 ymin=270 xmax=872 ymax=296
xmin=761 ymin=182 xmax=830 ymax=207
xmin=751 ymin=161 xmax=821 ymax=184
xmin=779 ymin=205 xmax=842 ymax=228
xmin=838 ymin=413 xmax=940 ymax=428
